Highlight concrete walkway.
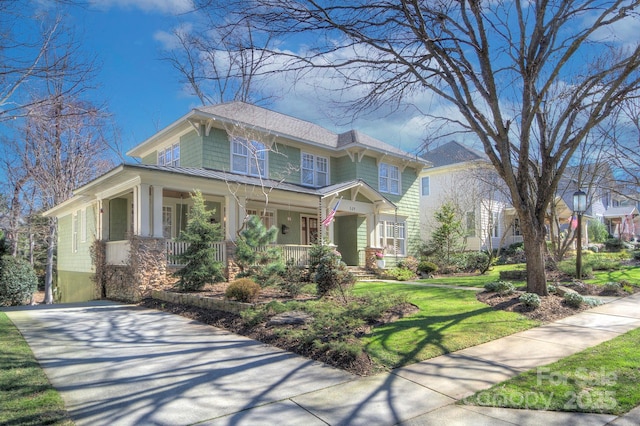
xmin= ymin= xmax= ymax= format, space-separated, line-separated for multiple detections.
xmin=4 ymin=292 xmax=640 ymax=425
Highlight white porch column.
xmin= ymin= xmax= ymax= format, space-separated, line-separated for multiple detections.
xmin=225 ymin=195 xmax=238 ymax=240
xmin=367 ymin=212 xmax=376 ymax=248
xmin=152 ymin=185 xmax=164 ymax=238
xmin=134 ymin=184 xmax=151 ymax=236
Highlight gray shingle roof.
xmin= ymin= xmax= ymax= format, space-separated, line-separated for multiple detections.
xmin=195 ymin=102 xmax=427 ymax=164
xmin=421 ymin=141 xmax=486 ymax=167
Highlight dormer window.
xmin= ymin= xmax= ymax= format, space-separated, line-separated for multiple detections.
xmin=379 ymin=162 xmax=400 ymax=194
xmin=158 ymin=143 xmax=180 ymax=166
xmin=302 ymin=152 xmax=328 ymax=187
xmin=232 ymin=138 xmax=267 ymax=177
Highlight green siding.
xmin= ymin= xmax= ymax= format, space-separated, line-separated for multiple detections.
xmin=356 ymin=155 xmax=379 ymax=188
xmin=180 ymin=129 xmax=203 ymax=167
xmin=202 ymin=128 xmax=230 ymax=170
xmin=396 ymin=167 xmax=422 ymax=256
xmin=57 ymin=207 xmax=96 ymax=274
xmin=141 ymin=152 xmax=157 ymax=165
xmin=204 ymin=201 xmax=222 ymax=225
xmin=56 ymin=271 xmax=95 ymax=303
xmin=332 ymin=156 xmax=356 ymax=184
xmin=276 ymin=210 xmax=301 ymax=245
xmin=270 ymin=144 xmax=301 ymax=183
xmin=109 ymin=198 xmax=128 ymax=240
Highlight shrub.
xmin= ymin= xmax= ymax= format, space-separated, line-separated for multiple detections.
xmin=0 ymin=255 xmax=38 ymax=306
xmin=547 ymin=284 xmax=557 ymax=294
xmin=417 ymin=260 xmax=438 ymax=275
xmin=588 ymin=219 xmax=609 ymax=243
xmin=603 ymin=282 xmax=622 ymax=293
xmin=519 ymin=292 xmax=541 ymax=309
xmin=485 ymin=281 xmax=515 ymax=295
xmin=557 ymin=260 xmax=593 ymax=278
xmin=397 ymin=256 xmax=419 ymax=274
xmin=633 ymin=250 xmax=640 ymax=261
xmin=604 ymin=238 xmax=624 ymax=252
xmin=225 ymin=278 xmax=261 ymax=303
xmin=387 ymin=267 xmax=416 ymax=281
xmin=312 ymin=245 xmax=355 ymax=299
xmin=279 ymin=259 xmax=307 ymax=298
xmin=563 ymin=292 xmax=584 ymax=308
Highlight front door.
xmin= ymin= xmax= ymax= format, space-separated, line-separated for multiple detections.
xmin=301 ymin=216 xmax=318 ymax=245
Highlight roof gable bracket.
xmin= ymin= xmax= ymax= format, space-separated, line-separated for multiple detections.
xmin=346 ymin=148 xmax=367 ymax=163
xmin=350 ymin=185 xmax=361 ymax=201
xmin=376 ymin=153 xmax=388 ymax=166
xmin=187 ymin=118 xmax=202 ymax=136
xmin=205 ymin=119 xmax=215 ymax=137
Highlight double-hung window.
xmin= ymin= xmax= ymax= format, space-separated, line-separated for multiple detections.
xmin=421 ymin=176 xmax=430 ymax=196
xmin=246 ymin=209 xmax=274 ymax=229
xmin=378 ymin=220 xmax=406 ymax=255
xmin=158 ymin=143 xmax=180 ymax=166
xmin=232 ymin=138 xmax=267 ymax=177
xmin=301 ymin=153 xmax=328 ymax=187
xmin=379 ymin=162 xmax=400 ymax=194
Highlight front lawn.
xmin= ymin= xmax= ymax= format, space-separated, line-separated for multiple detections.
xmin=587 ymin=265 xmax=640 ymax=286
xmin=461 ymin=327 xmax=640 ymax=415
xmin=0 ymin=312 xmax=73 ymax=426
xmin=416 ymin=264 xmax=526 ymax=288
xmin=354 ymin=282 xmax=538 ymax=369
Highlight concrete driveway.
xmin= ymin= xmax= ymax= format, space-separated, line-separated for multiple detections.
xmin=4 ymin=301 xmax=354 ymax=425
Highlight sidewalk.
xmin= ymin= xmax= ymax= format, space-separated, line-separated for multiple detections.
xmin=4 ymin=292 xmax=640 ymax=425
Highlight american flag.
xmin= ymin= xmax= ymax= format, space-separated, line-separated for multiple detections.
xmin=570 ymin=215 xmax=578 ymax=230
xmin=321 ymin=198 xmax=342 ymax=227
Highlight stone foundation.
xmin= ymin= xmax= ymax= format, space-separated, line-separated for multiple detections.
xmin=152 ymin=290 xmax=253 ymax=314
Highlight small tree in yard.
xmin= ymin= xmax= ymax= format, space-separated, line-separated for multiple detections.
xmin=173 ymin=190 xmax=224 ymax=291
xmin=235 ymin=215 xmax=285 ymax=285
xmin=426 ymin=203 xmax=465 ymax=268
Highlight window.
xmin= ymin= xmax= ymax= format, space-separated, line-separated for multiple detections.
xmin=158 ymin=143 xmax=180 ymax=166
xmin=72 ymin=211 xmax=79 ymax=253
xmin=378 ymin=220 xmax=406 ymax=255
xmin=512 ymin=218 xmax=521 ymax=236
xmin=162 ymin=206 xmax=173 ymax=239
xmin=379 ymin=163 xmax=400 ymax=194
xmin=301 ymin=153 xmax=328 ymax=187
xmin=489 ymin=211 xmax=500 ymax=238
xmin=421 ymin=176 xmax=430 ymax=196
xmin=246 ymin=209 xmax=274 ymax=229
xmin=466 ymin=211 xmax=476 ymax=237
xmin=232 ymin=138 xmax=267 ymax=177
xmin=80 ymin=209 xmax=87 ymax=243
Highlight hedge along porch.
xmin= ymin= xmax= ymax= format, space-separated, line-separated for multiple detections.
xmin=47 ymin=164 xmax=400 ymax=303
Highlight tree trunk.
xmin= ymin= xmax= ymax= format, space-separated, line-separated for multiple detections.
xmin=44 ymin=218 xmax=56 ymax=304
xmin=522 ymin=228 xmax=548 ymax=296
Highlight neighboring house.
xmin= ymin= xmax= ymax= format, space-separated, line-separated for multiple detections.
xmin=420 ymin=141 xmax=639 ymax=252
xmin=419 ymin=141 xmax=525 ymax=251
xmin=45 ymin=102 xmax=430 ymax=303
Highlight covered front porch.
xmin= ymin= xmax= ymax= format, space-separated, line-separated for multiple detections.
xmin=95 ymin=165 xmax=398 ymax=272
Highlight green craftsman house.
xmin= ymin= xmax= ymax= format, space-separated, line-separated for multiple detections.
xmin=45 ymin=102 xmax=429 ymax=303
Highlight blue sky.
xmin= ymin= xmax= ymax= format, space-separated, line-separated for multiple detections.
xmin=63 ymin=1 xmax=430 ymax=158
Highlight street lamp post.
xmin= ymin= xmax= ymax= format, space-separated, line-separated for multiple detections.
xmin=573 ymin=190 xmax=587 ymax=280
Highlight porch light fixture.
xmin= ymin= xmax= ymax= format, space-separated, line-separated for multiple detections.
xmin=573 ymin=190 xmax=587 ymax=280
xmin=281 ymin=224 xmax=290 ymax=235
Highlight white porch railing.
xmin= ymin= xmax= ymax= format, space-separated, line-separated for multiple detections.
xmin=279 ymin=244 xmax=313 ymax=266
xmin=105 ymin=241 xmax=130 ymax=265
xmin=166 ymin=241 xmax=227 ymax=266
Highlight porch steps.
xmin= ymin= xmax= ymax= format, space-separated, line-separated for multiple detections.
xmin=347 ymin=266 xmax=378 ymax=281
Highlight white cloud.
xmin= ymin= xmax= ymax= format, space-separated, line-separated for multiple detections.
xmin=88 ymin=0 xmax=194 ymax=14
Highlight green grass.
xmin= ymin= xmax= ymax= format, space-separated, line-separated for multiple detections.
xmin=0 ymin=312 xmax=74 ymax=426
xmin=354 ymin=282 xmax=539 ymax=369
xmin=415 ymin=264 xmax=527 ymax=288
xmin=461 ymin=327 xmax=640 ymax=415
xmin=586 ymin=265 xmax=640 ymax=286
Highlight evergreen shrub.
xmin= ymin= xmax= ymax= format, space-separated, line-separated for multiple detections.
xmin=0 ymin=255 xmax=38 ymax=306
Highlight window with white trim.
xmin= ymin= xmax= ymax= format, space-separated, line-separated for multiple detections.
xmin=512 ymin=217 xmax=521 ymax=236
xmin=162 ymin=206 xmax=173 ymax=239
xmin=489 ymin=211 xmax=500 ymax=238
xmin=301 ymin=152 xmax=328 ymax=187
xmin=246 ymin=209 xmax=274 ymax=229
xmin=72 ymin=211 xmax=79 ymax=253
xmin=80 ymin=208 xmax=87 ymax=243
xmin=379 ymin=162 xmax=400 ymax=194
xmin=421 ymin=176 xmax=430 ymax=196
xmin=378 ymin=220 xmax=406 ymax=255
xmin=232 ymin=138 xmax=267 ymax=177
xmin=158 ymin=143 xmax=180 ymax=166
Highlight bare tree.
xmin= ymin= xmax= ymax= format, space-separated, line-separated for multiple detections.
xmin=202 ymin=0 xmax=640 ymax=295
xmin=161 ymin=9 xmax=276 ymax=105
xmin=0 ymin=1 xmax=89 ymax=121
